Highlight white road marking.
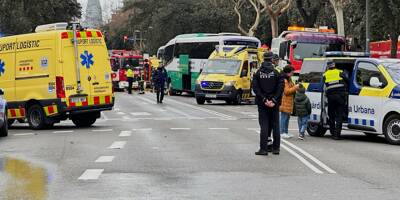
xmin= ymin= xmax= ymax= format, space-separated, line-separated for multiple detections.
xmin=53 ymin=130 xmax=74 ymax=133
xmin=281 ymin=144 xmax=324 ymax=174
xmin=101 ymin=112 xmax=109 ymax=120
xmin=92 ymin=129 xmax=113 ymax=132
xmin=135 ymin=95 xmax=157 ymax=105
xmin=170 ymin=128 xmax=191 ymax=130
xmin=95 ymin=156 xmax=115 ymax=163
xmin=78 ymin=169 xmax=104 ymax=180
xmin=132 ymin=128 xmax=153 ymax=131
xmin=152 ymin=147 xmax=159 ymax=150
xmin=108 ymin=141 xmax=127 ymax=149
xmin=208 ymin=128 xmax=229 ymax=130
xmin=117 ymin=112 xmax=126 ymax=115
xmin=13 ymin=133 xmax=34 ymax=136
xmin=122 ymin=116 xmax=131 ymax=120
xmin=130 ymin=112 xmax=151 ymax=116
xmin=282 ymin=139 xmax=337 ymax=174
xmin=154 ymin=118 xmax=172 ymax=121
xmin=188 ymin=117 xmax=205 ymax=120
xmin=114 ymin=108 xmax=120 ymax=111
xmin=119 ymin=131 xmax=132 ymax=137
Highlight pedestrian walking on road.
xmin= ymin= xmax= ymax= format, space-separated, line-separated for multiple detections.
xmin=294 ymin=84 xmax=311 ymax=140
xmin=153 ymin=65 xmax=168 ymax=104
xmin=126 ymin=66 xmax=134 ymax=94
xmin=252 ymin=52 xmax=284 ymax=156
xmin=280 ymin=65 xmax=299 ymax=139
xmin=323 ymin=60 xmax=349 ymax=140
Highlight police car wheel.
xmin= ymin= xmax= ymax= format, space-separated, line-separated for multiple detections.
xmin=383 ymin=114 xmax=400 ymax=145
xmin=27 ymin=104 xmax=46 ymax=130
xmin=196 ymin=97 xmax=206 ymax=105
xmin=0 ymin=112 xmax=8 ymax=137
xmin=307 ymin=123 xmax=327 ymax=137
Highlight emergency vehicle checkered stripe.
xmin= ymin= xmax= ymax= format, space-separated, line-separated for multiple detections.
xmin=44 ymin=105 xmax=58 ymax=116
xmin=348 ymin=117 xmax=375 ymax=127
xmin=66 ymin=95 xmax=112 ymax=107
xmin=62 ymin=31 xmax=103 ymax=39
xmin=7 ymin=108 xmax=26 ymax=119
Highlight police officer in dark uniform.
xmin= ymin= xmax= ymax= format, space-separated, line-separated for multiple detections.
xmin=323 ymin=60 xmax=349 ymax=140
xmin=252 ymin=52 xmax=284 ymax=155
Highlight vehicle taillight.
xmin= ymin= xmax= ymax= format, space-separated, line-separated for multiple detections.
xmin=56 ymin=76 xmax=66 ymax=98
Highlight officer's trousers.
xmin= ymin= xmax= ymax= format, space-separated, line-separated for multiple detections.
xmin=258 ymin=105 xmax=280 ymax=151
xmin=327 ymin=92 xmax=346 ymax=137
xmin=156 ymin=87 xmax=165 ymax=103
xmin=127 ymin=77 xmax=134 ymax=94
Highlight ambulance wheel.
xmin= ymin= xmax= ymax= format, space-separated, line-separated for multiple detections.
xmin=307 ymin=123 xmax=327 ymax=137
xmin=383 ymin=114 xmax=400 ymax=145
xmin=27 ymin=104 xmax=46 ymax=130
xmin=196 ymin=97 xmax=205 ymax=105
xmin=0 ymin=112 xmax=8 ymax=137
xmin=72 ymin=114 xmax=97 ymax=128
xmin=232 ymin=92 xmax=242 ymax=105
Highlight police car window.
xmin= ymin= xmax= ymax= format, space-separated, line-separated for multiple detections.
xmin=356 ymin=62 xmax=386 ymax=88
xmin=299 ymin=60 xmax=325 ymax=83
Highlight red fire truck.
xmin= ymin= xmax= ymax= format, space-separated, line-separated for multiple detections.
xmin=271 ymin=26 xmax=346 ymax=72
xmin=370 ymin=39 xmax=400 ymax=58
xmin=109 ymin=50 xmax=143 ymax=90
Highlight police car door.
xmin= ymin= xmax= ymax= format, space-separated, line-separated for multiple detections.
xmin=348 ymin=61 xmax=386 ymax=132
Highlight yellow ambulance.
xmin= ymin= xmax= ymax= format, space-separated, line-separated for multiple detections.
xmin=0 ymin=22 xmax=114 ymax=129
xmin=195 ymin=46 xmax=264 ymax=104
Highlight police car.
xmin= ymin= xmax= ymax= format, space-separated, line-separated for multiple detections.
xmin=0 ymin=88 xmax=8 ymax=137
xmin=299 ymin=52 xmax=400 ymax=144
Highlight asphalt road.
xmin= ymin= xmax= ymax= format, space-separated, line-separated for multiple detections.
xmin=1 ymin=92 xmax=400 ymax=200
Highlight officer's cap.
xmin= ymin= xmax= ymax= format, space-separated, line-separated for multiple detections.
xmin=264 ymin=52 xmax=274 ymax=61
xmin=327 ymin=60 xmax=335 ymax=68
xmin=272 ymin=54 xmax=280 ymax=61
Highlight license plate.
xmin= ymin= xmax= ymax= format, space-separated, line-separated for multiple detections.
xmin=206 ymin=94 xmax=216 ymax=98
xmin=70 ymin=97 xmax=86 ymax=103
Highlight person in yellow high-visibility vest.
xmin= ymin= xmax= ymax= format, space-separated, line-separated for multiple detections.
xmin=323 ymin=60 xmax=349 ymax=140
xmin=126 ymin=66 xmax=134 ymax=94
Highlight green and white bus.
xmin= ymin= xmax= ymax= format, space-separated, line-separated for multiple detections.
xmin=157 ymin=33 xmax=261 ymax=94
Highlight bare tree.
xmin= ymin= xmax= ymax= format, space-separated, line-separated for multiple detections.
xmin=259 ymin=0 xmax=293 ymax=38
xmin=232 ymin=0 xmax=266 ymax=36
xmin=329 ymin=0 xmax=345 ymax=36
xmin=296 ymin=0 xmax=325 ymax=27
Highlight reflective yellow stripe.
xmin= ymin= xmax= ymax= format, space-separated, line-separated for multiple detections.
xmin=126 ymin=69 xmax=133 ymax=77
xmin=323 ymin=69 xmax=343 ymax=83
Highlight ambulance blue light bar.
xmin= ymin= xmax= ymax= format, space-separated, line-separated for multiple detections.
xmin=324 ymin=51 xmax=370 ymax=57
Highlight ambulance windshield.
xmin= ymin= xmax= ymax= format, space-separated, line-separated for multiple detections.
xmin=203 ymin=59 xmax=241 ymax=75
xmin=386 ymin=62 xmax=400 ymax=84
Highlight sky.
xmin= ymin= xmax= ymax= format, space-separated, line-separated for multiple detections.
xmin=78 ymin=0 xmax=123 ymax=23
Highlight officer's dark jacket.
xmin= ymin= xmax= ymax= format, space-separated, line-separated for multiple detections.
xmin=152 ymin=67 xmax=168 ymax=89
xmin=252 ymin=61 xmax=284 ymax=106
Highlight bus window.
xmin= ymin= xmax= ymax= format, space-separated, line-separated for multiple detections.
xmin=174 ymin=42 xmax=218 ymax=59
xmin=164 ymin=44 xmax=175 ymax=64
xmin=224 ymin=40 xmax=259 ymax=47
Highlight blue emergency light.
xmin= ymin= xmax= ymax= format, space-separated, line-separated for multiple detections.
xmin=324 ymin=51 xmax=370 ymax=58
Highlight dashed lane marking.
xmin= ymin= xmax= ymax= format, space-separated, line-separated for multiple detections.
xmin=13 ymin=133 xmax=35 ymax=136
xmin=130 ymin=112 xmax=151 ymax=116
xmin=208 ymin=128 xmax=229 ymax=130
xmin=95 ymin=156 xmax=115 ymax=163
xmin=132 ymin=128 xmax=153 ymax=131
xmin=78 ymin=169 xmax=104 ymax=180
xmin=170 ymin=128 xmax=191 ymax=130
xmin=92 ymin=129 xmax=113 ymax=132
xmin=53 ymin=130 xmax=74 ymax=133
xmin=154 ymin=118 xmax=173 ymax=121
xmin=108 ymin=141 xmax=127 ymax=149
xmin=117 ymin=112 xmax=126 ymax=115
xmin=119 ymin=131 xmax=132 ymax=137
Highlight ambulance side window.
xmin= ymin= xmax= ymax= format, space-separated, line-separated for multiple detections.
xmin=356 ymin=62 xmax=387 ymax=88
xmin=241 ymin=61 xmax=249 ymax=77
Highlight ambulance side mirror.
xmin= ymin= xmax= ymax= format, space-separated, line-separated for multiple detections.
xmin=0 ymin=89 xmax=4 ymax=96
xmin=369 ymin=77 xmax=383 ymax=88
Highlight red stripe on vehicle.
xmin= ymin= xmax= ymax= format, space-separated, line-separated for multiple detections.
xmin=69 ymin=101 xmax=76 ymax=107
xmin=82 ymin=100 xmax=88 ymax=106
xmin=105 ymin=96 xmax=110 ymax=104
xmin=19 ymin=108 xmax=25 ymax=117
xmin=86 ymin=31 xmax=92 ymax=37
xmin=96 ymin=31 xmax=102 ymax=37
xmin=76 ymin=31 xmax=81 ymax=38
xmin=48 ymin=106 xmax=54 ymax=114
xmin=10 ymin=109 xmax=16 ymax=117
xmin=94 ymin=96 xmax=100 ymax=105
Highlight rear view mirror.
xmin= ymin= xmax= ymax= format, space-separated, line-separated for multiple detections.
xmin=369 ymin=77 xmax=383 ymax=88
xmin=0 ymin=89 xmax=4 ymax=96
xmin=291 ymin=41 xmax=298 ymax=49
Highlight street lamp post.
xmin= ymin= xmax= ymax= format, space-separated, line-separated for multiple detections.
xmin=366 ymin=0 xmax=370 ymax=53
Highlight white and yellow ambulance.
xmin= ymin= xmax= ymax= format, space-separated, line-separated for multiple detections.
xmin=0 ymin=23 xmax=113 ymax=129
xmin=299 ymin=53 xmax=400 ymax=144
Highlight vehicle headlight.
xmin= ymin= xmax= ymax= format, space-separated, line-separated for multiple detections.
xmin=225 ymin=81 xmax=236 ymax=86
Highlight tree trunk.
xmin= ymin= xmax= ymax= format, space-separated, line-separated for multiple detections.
xmin=330 ymin=0 xmax=345 ymax=36
xmin=390 ymin=33 xmax=399 ymax=58
xmin=270 ymin=15 xmax=279 ymax=38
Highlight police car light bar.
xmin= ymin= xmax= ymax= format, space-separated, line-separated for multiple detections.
xmin=324 ymin=51 xmax=371 ymax=57
xmin=35 ymin=22 xmax=68 ymax=33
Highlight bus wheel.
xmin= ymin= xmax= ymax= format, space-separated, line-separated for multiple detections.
xmin=196 ymin=97 xmax=206 ymax=105
xmin=72 ymin=113 xmax=97 ymax=128
xmin=27 ymin=104 xmax=46 ymax=130
xmin=0 ymin=111 xmax=8 ymax=137
xmin=383 ymin=114 xmax=400 ymax=145
xmin=307 ymin=122 xmax=327 ymax=137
